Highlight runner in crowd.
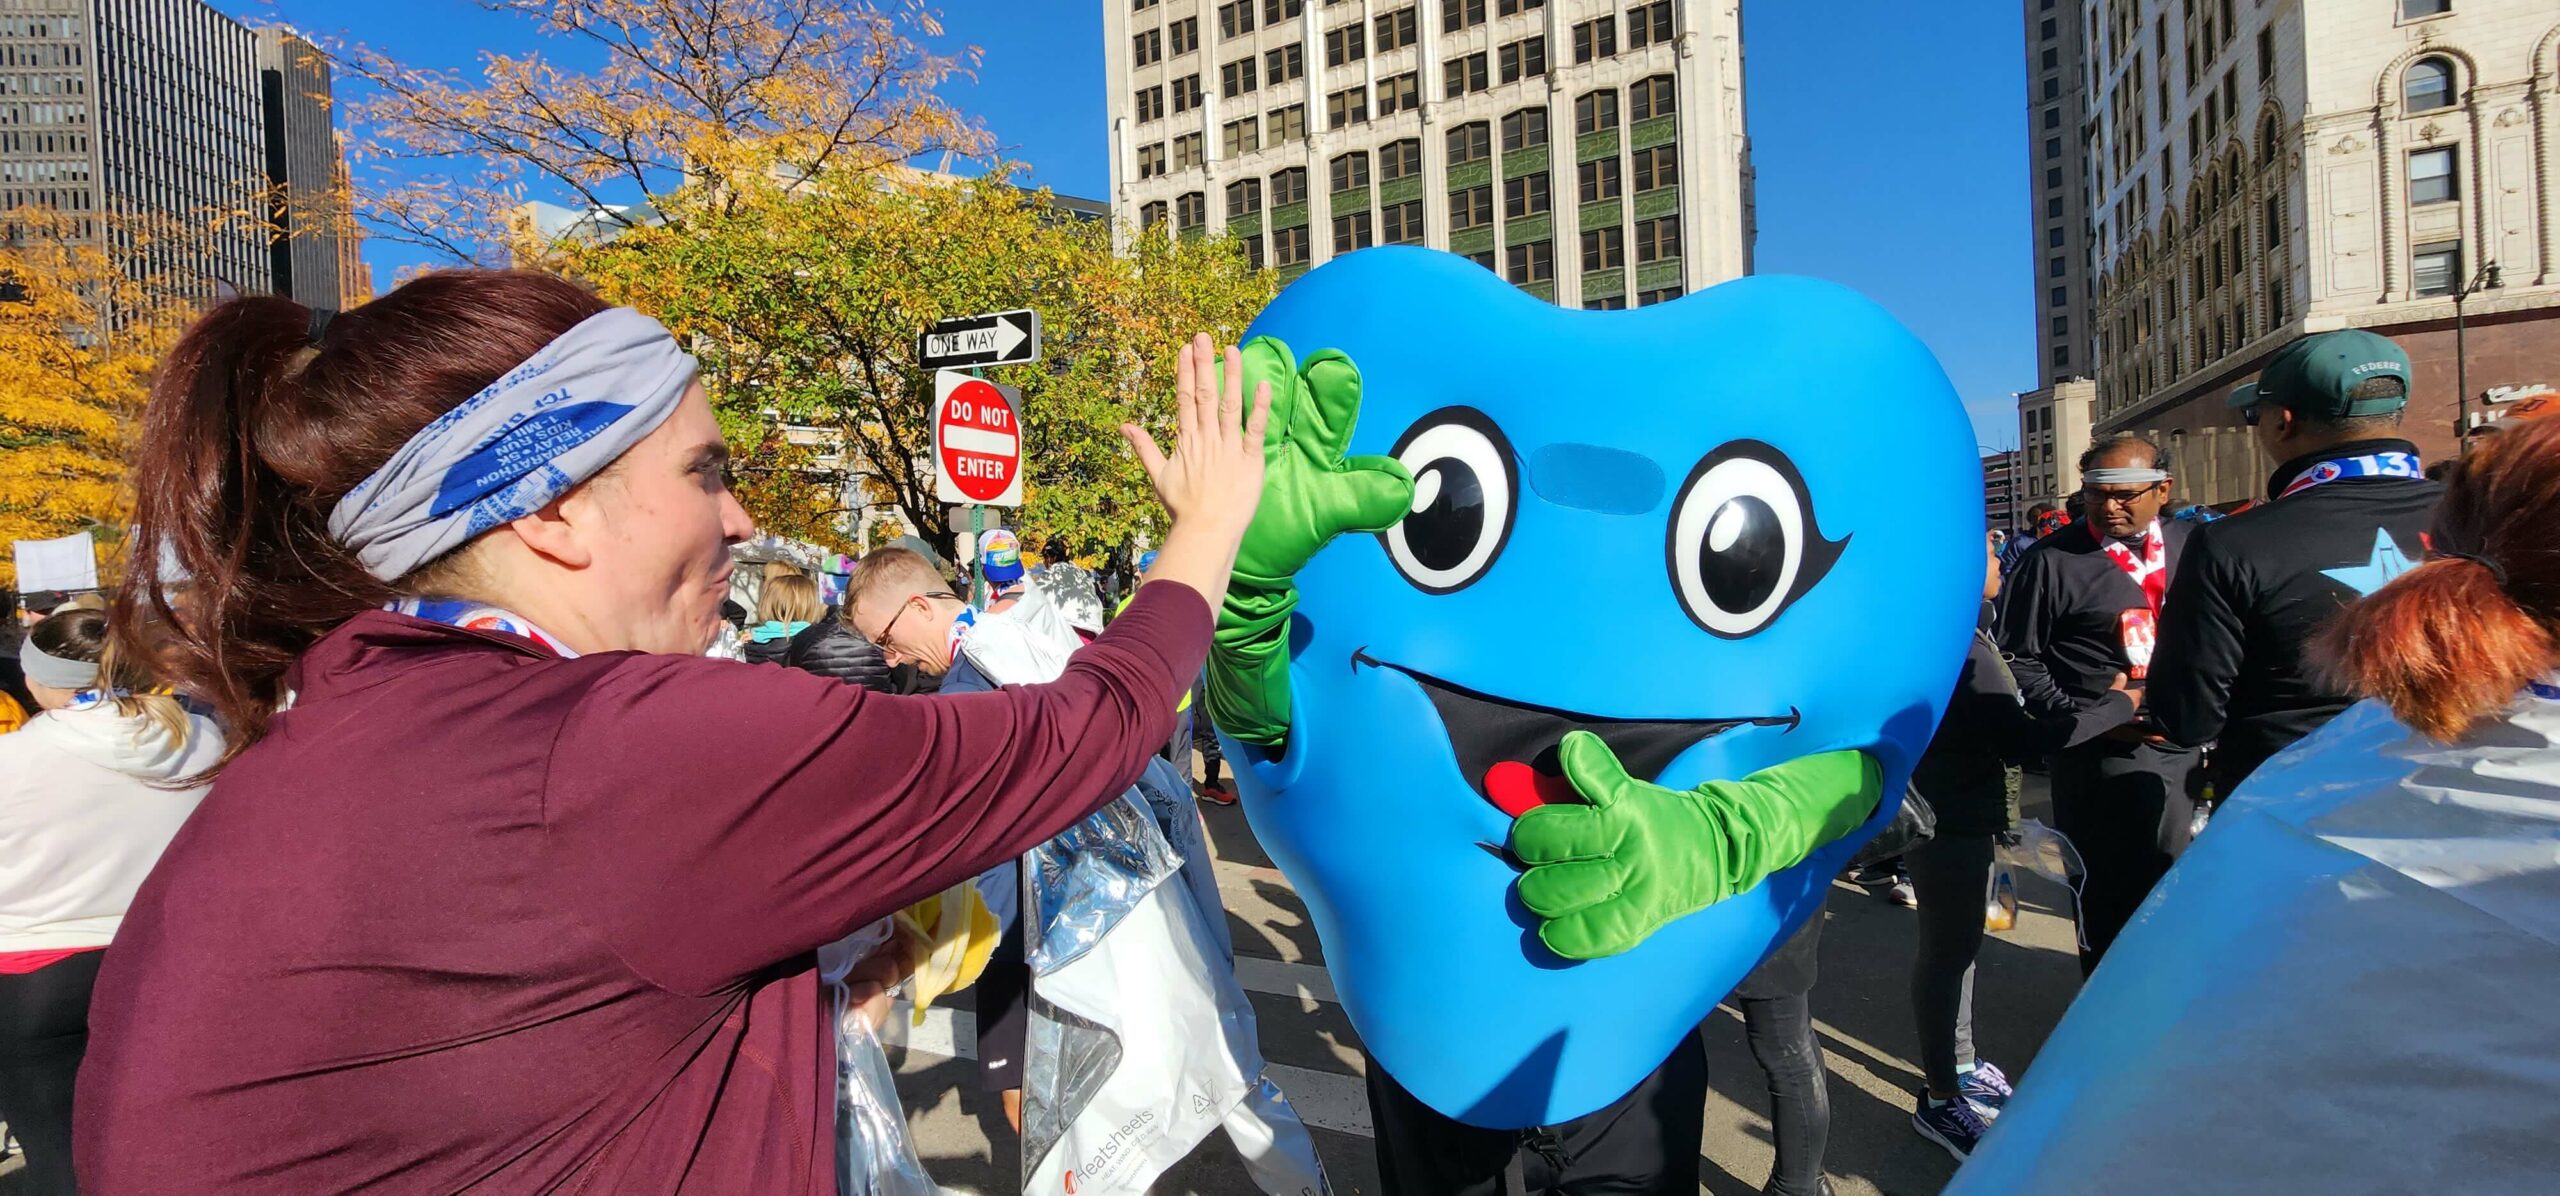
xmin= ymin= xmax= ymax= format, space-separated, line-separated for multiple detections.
xmin=2146 ymin=331 xmax=2438 ymax=809
xmin=1 ymin=608 xmax=222 ymax=1196
xmin=742 ymin=571 xmax=823 ymax=665
xmin=1998 ymin=435 xmax=2197 ymax=974
xmin=73 ymin=272 xmax=1270 ymax=1193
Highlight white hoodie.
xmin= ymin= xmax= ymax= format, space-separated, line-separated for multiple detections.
xmin=0 ymin=700 xmax=222 ymax=953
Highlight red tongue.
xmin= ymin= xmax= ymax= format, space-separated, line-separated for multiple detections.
xmin=1485 ymin=760 xmax=1583 ymax=818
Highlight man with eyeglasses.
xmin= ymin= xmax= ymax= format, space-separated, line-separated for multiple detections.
xmin=2147 ymin=329 xmax=2440 ymax=808
xmin=1998 ymin=433 xmax=2199 ymax=974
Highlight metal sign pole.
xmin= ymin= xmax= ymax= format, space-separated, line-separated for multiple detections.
xmin=969 ymin=365 xmax=988 ymax=607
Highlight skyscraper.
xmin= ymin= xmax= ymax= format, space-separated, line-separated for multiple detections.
xmin=259 ymin=28 xmax=351 ymax=309
xmin=2053 ymin=0 xmax=2560 ymax=505
xmin=1101 ymin=0 xmax=1752 ymax=308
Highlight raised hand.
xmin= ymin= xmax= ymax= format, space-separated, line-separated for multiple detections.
xmin=1121 ymin=334 xmax=1274 ymax=617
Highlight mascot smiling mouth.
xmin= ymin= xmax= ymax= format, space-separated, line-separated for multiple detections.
xmin=1350 ymin=649 xmax=1801 ymax=818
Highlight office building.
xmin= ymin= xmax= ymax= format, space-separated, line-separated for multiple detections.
xmin=258 ymin=28 xmax=352 ymax=308
xmin=2016 ymin=377 xmax=2096 ymax=513
xmin=2055 ymin=0 xmax=2560 ymax=505
xmin=1101 ymin=0 xmax=1753 ymax=307
xmin=1982 ymin=449 xmax=2023 ymax=529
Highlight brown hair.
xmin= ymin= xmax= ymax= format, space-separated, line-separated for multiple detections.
xmin=32 ymin=608 xmax=192 ymax=746
xmin=843 ymin=547 xmax=948 ymax=618
xmin=113 ymin=270 xmax=609 ymax=766
xmin=754 ymin=573 xmax=824 ymax=626
xmin=2319 ymin=417 xmax=2560 ymax=742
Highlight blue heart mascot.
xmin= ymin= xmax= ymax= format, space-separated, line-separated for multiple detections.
xmin=1201 ymin=247 xmax=1982 ymax=1131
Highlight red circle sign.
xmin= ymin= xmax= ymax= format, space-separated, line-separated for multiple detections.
xmin=937 ymin=378 xmax=1020 ymax=503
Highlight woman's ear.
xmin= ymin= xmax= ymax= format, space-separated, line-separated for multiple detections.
xmin=504 ymin=492 xmax=597 ymax=570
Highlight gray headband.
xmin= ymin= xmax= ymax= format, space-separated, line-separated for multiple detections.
xmin=327 ymin=307 xmax=699 ymax=581
xmin=2084 ymin=467 xmax=2171 ymax=486
xmin=19 ymin=636 xmax=99 ymax=691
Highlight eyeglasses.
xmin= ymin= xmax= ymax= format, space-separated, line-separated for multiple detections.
xmin=2081 ymin=483 xmax=2164 ymax=509
xmin=872 ymin=591 xmax=959 ymax=650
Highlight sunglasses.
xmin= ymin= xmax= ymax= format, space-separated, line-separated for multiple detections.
xmin=872 ymin=591 xmax=959 ymax=650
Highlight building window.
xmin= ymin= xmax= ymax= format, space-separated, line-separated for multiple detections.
xmin=2049 ymin=256 xmax=2066 ymax=278
xmin=1504 ymin=171 xmax=1551 ymax=218
xmin=1268 ymin=103 xmax=1307 ymax=142
xmin=1333 ymin=210 xmax=1374 ymax=253
xmin=1629 ymin=75 xmax=1676 ymax=122
xmin=1444 ymin=52 xmax=1490 ymax=98
xmin=1135 ymin=85 xmax=1165 ymax=123
xmin=1271 ymin=166 xmax=1309 ymax=205
xmin=1501 ymin=106 xmax=1549 ymax=151
xmin=2046 ymin=225 xmax=2064 ymax=248
xmin=1634 ymin=214 xmax=1679 ymax=263
xmin=1327 ymin=87 xmax=1369 ymax=128
xmin=1172 ymin=132 xmax=1205 ymax=170
xmin=1138 ymin=142 xmax=1168 ymax=178
xmin=1637 ymin=284 xmax=1684 ymax=306
xmin=2043 ymin=107 xmax=2061 ymax=130
xmin=2045 ymin=167 xmax=2062 ymax=187
xmin=1266 ymin=43 xmax=1305 ymax=83
xmin=2043 ymin=76 xmax=2060 ymax=100
xmin=1443 ymin=0 xmax=1485 ymax=34
xmin=1379 ymin=138 xmax=1423 ymax=181
xmin=1169 ymin=16 xmax=1200 ymax=55
xmin=2053 ymin=347 xmax=2070 ymax=367
xmin=1578 ymin=156 xmax=1621 ymax=203
xmin=1497 ymin=0 xmax=1545 ymax=15
xmin=1378 ymin=71 xmax=1421 ymax=116
xmin=2041 ymin=17 xmax=2056 ymax=39
xmin=1219 ymin=1 xmax=1257 ymax=40
xmin=1223 ymin=57 xmax=1259 ymax=98
xmin=2263 ymin=194 xmax=2284 ymax=247
xmin=1576 ymin=88 xmax=1620 ymax=135
xmin=1140 ymin=200 xmax=1169 ymax=228
xmin=1450 ymin=184 xmax=1495 ymax=229
xmin=1330 ymin=150 xmax=1371 ymax=192
xmin=1626 ymin=1 xmax=1673 ymax=49
xmin=2414 ymin=241 xmax=2461 ymax=296
xmin=1262 ymin=0 xmax=1305 ymax=22
xmin=1505 ymin=240 xmax=1554 ymax=284
xmin=1573 ymin=17 xmax=1618 ymax=63
xmin=1176 ymin=191 xmax=1207 ymax=231
xmin=1274 ymin=223 xmax=1311 ymax=267
xmin=1464 ymin=248 xmax=1499 ymax=271
xmin=2044 ymin=137 xmax=2061 ymax=160
xmin=2042 ymin=47 xmax=2058 ymax=69
xmin=2051 ymin=315 xmax=2068 ymax=335
xmin=2047 ymin=195 xmax=2063 ymax=218
xmin=1448 ymin=121 xmax=1492 ymax=164
xmin=1374 ymin=6 xmax=1418 ymax=52
xmin=1228 ymin=177 xmax=1264 ymax=214
xmin=1324 ymin=21 xmax=1366 ymax=67
xmin=2400 ymin=0 xmax=2449 ymax=19
xmin=2409 ymin=146 xmax=2457 ymax=205
xmin=1171 ymin=74 xmax=1204 ymax=113
xmin=1134 ymin=28 xmax=1163 ymax=67
xmin=2051 ymin=285 xmax=2068 ymax=307
xmin=1498 ymin=36 xmax=1547 ymax=83
xmin=1136 ymin=0 xmax=1158 ymax=9
xmin=1240 ymin=235 xmax=1267 ymax=269
xmin=1223 ymin=116 xmax=1261 ymax=156
xmin=1581 ymin=225 xmax=1624 ymax=270
xmin=1631 ymin=144 xmax=1676 ymax=192
xmin=1586 ymin=295 xmax=1629 ymax=310
xmin=2404 ymin=57 xmax=2454 ymax=112
xmin=1382 ymin=199 xmax=1425 ymax=244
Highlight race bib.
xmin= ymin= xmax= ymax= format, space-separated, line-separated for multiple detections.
xmin=2119 ymin=608 xmax=2158 ymax=680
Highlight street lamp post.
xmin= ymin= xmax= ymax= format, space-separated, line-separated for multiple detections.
xmin=2453 ymin=260 xmax=2502 ymax=455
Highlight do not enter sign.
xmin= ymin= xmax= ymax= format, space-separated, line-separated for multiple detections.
xmin=933 ymin=370 xmax=1024 ymax=507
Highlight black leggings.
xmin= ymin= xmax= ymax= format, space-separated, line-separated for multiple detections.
xmin=1736 ymin=994 xmax=1830 ymax=1196
xmin=0 ymin=949 xmax=104 ymax=1196
xmin=1905 ymin=833 xmax=1996 ymax=1095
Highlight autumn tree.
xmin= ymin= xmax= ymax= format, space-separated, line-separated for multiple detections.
xmin=546 ymin=167 xmax=1274 ymax=560
xmin=0 ymin=208 xmax=213 ymax=590
xmin=334 ymin=0 xmax=989 ymax=264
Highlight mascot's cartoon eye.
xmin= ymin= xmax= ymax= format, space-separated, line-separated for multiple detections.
xmin=1665 ymin=442 xmax=1845 ymax=637
xmin=1381 ymin=406 xmax=1517 ymax=594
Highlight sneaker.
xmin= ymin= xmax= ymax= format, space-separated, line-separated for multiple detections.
xmin=1194 ymin=780 xmax=1239 ymax=806
xmin=1888 ymin=877 xmax=1919 ymax=909
xmin=1959 ymin=1061 xmax=2013 ymax=1113
xmin=1912 ymin=1096 xmax=1993 ymax=1161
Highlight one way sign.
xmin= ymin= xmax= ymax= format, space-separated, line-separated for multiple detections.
xmin=917 ymin=309 xmax=1041 ymax=369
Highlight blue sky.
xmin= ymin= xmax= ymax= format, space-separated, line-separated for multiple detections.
xmin=216 ymin=0 xmax=2031 ymax=447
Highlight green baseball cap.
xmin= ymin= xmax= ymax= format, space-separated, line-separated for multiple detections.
xmin=2228 ymin=329 xmax=2412 ymax=419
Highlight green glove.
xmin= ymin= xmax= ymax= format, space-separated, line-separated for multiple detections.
xmin=1510 ymin=732 xmax=1885 ymax=961
xmin=1201 ymin=337 xmax=1414 ymax=746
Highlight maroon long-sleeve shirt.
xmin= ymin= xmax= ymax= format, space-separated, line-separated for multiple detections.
xmin=75 ymin=583 xmax=1210 ymax=1193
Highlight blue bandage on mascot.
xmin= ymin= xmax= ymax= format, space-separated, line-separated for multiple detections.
xmin=1200 ymin=248 xmax=1980 ymax=1128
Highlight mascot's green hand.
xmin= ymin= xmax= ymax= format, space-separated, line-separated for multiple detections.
xmin=1510 ymin=732 xmax=1883 ymax=961
xmin=1203 ymin=337 xmax=1413 ymax=747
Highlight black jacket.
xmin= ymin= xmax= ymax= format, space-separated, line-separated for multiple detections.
xmin=1915 ymin=609 xmax=2137 ymax=837
xmin=780 ymin=619 xmax=894 ymax=693
xmin=1998 ymin=517 xmax=2194 ymax=715
xmin=2149 ymin=439 xmax=2441 ymax=794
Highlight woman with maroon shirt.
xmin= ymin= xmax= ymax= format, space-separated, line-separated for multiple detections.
xmin=74 ymin=271 xmax=1271 ymax=1194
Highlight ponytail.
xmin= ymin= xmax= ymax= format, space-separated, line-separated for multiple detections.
xmin=2320 ymin=418 xmax=2560 ymax=742
xmin=114 ymin=270 xmax=608 ymax=770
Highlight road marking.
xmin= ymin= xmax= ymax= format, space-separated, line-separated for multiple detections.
xmin=1232 ymin=955 xmax=1339 ymax=1006
xmin=1265 ymin=1062 xmax=1373 ymax=1138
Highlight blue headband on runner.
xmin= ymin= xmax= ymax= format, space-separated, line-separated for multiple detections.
xmin=327 ymin=307 xmax=699 ymax=581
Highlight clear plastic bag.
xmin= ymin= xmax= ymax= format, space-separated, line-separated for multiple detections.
xmin=833 ymin=982 xmax=939 ymax=1196
xmin=1996 ymin=818 xmax=2089 ymax=951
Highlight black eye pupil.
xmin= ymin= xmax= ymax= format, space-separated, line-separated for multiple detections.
xmin=1406 ymin=461 xmax=1487 ymax=572
xmin=1701 ymin=495 xmax=1784 ymax=613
